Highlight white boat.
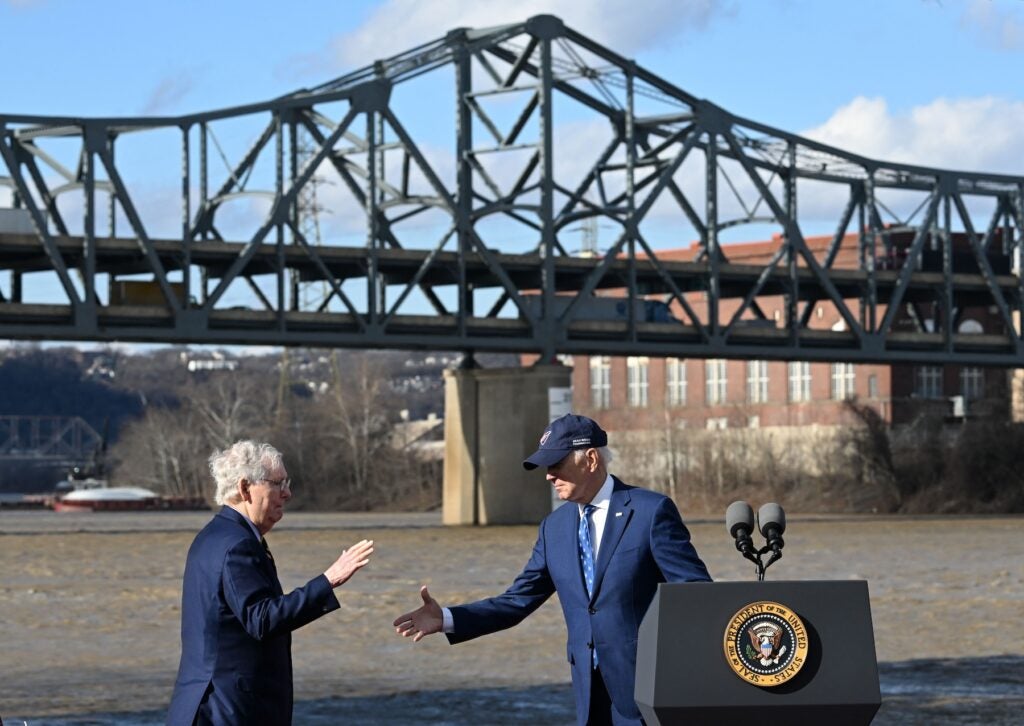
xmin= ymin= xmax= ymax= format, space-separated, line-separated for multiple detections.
xmin=53 ymin=485 xmax=161 ymax=512
xmin=51 ymin=470 xmax=208 ymax=512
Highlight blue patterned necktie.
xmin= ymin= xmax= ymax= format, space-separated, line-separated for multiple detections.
xmin=579 ymin=504 xmax=598 ymax=667
xmin=579 ymin=504 xmax=597 ymax=596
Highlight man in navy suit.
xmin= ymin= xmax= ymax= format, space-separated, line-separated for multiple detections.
xmin=167 ymin=440 xmax=374 ymax=726
xmin=393 ymin=414 xmax=711 ymax=725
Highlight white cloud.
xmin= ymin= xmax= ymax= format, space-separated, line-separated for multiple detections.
xmin=802 ymin=95 xmax=1024 ymax=176
xmin=330 ymin=0 xmax=732 ymax=68
xmin=960 ymin=0 xmax=1024 ymax=51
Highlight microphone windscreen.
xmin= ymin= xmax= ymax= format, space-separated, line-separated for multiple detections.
xmin=725 ymin=500 xmax=754 ymax=538
xmin=758 ymin=502 xmax=786 ymax=536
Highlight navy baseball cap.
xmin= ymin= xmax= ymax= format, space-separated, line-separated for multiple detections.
xmin=523 ymin=414 xmax=608 ymax=470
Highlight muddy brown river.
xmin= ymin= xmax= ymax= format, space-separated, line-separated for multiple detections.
xmin=1 ymin=510 xmax=1021 ymax=724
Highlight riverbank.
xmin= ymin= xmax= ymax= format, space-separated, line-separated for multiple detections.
xmin=2 ymin=512 xmax=1021 ymax=724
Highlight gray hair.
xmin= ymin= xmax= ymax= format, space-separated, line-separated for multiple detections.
xmin=210 ymin=440 xmax=284 ymax=506
xmin=573 ymin=446 xmax=614 ymax=468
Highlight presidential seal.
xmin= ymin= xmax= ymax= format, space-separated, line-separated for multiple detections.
xmin=723 ymin=601 xmax=809 ymax=687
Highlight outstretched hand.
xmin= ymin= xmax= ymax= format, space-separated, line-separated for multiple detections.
xmin=324 ymin=539 xmax=374 ymax=588
xmin=392 ymin=585 xmax=443 ymax=642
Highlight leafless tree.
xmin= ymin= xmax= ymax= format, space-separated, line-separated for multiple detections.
xmin=327 ymin=352 xmax=393 ymax=497
xmin=187 ymin=374 xmax=267 ymax=450
xmin=110 ymin=406 xmax=209 ymax=499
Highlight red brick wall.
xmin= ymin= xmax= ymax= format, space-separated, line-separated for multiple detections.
xmin=520 ymin=232 xmax=1010 ymax=430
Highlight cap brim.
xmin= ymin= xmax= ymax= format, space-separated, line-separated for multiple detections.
xmin=522 ymin=447 xmax=572 ymax=471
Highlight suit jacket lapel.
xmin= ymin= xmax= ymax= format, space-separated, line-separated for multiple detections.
xmin=218 ymin=507 xmax=280 ymax=588
xmin=590 ymin=477 xmax=633 ymax=601
xmin=559 ymin=503 xmax=591 ymax=600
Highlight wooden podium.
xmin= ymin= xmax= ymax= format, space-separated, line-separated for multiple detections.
xmin=635 ymin=580 xmax=881 ymax=725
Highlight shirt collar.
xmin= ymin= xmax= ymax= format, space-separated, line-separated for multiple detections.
xmin=579 ymin=473 xmax=614 ymax=515
xmin=233 ymin=506 xmax=262 ymax=542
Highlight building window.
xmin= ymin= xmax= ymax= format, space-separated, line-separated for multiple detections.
xmin=915 ymin=366 xmax=942 ymax=399
xmin=705 ymin=359 xmax=727 ymax=405
xmin=590 ymin=356 xmax=611 ymax=409
xmin=868 ymin=374 xmax=878 ymax=399
xmin=746 ymin=360 xmax=769 ymax=403
xmin=748 ymin=415 xmax=760 ymax=429
xmin=627 ymin=356 xmax=649 ymax=408
xmin=788 ymin=361 xmax=811 ymax=402
xmin=960 ymin=367 xmax=984 ymax=400
xmin=831 ymin=362 xmax=856 ymax=400
xmin=666 ymin=357 xmax=687 ymax=406
xmin=706 ymin=417 xmax=728 ymax=430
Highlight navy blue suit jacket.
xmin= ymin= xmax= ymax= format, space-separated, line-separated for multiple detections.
xmin=447 ymin=477 xmax=711 ymax=725
xmin=166 ymin=507 xmax=339 ymax=726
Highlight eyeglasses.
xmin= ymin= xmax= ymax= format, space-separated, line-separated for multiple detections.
xmin=258 ymin=477 xmax=291 ymax=493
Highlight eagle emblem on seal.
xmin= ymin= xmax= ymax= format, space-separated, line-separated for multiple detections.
xmin=747 ymin=620 xmax=787 ymax=666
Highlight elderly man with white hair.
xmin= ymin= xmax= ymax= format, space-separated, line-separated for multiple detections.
xmin=167 ymin=440 xmax=373 ymax=726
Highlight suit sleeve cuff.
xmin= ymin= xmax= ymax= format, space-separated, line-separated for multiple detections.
xmin=315 ymin=573 xmax=341 ymax=613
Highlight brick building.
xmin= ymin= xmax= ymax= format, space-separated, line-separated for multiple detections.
xmin=530 ymin=231 xmax=1011 ymax=435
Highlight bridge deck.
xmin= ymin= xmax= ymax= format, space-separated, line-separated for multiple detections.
xmin=0 ymin=233 xmax=1017 ymax=363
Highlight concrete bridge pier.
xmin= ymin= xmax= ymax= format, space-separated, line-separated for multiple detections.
xmin=443 ymin=364 xmax=572 ymax=525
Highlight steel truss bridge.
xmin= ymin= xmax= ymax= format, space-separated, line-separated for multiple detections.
xmin=0 ymin=415 xmax=101 ymax=465
xmin=1 ymin=15 xmax=1022 ymax=365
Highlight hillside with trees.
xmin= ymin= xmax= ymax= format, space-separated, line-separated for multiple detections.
xmin=3 ymin=346 xmax=1021 ymax=513
xmin=0 ymin=345 xmax=504 ymax=506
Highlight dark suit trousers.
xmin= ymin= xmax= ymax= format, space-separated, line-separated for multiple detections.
xmin=588 ymin=667 xmax=614 ymax=726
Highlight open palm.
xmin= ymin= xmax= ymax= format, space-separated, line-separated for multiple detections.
xmin=393 ymin=585 xmax=443 ymax=642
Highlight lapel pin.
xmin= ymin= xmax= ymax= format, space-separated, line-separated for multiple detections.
xmin=615 ymin=512 xmax=623 ymax=517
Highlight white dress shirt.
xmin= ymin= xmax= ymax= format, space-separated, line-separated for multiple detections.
xmin=441 ymin=473 xmax=615 ymax=633
xmin=581 ymin=473 xmax=614 ymax=557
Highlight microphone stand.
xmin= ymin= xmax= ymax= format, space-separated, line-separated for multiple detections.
xmin=737 ymin=532 xmax=784 ymax=581
xmin=734 ymin=536 xmax=764 ymax=580
xmin=755 ymin=541 xmax=782 ymax=581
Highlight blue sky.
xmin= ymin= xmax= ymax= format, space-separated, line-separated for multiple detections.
xmin=3 ymin=0 xmax=1022 ymax=175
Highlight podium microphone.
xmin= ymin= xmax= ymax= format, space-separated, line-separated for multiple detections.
xmin=725 ymin=501 xmax=758 ymax=567
xmin=757 ymin=502 xmax=786 ymax=570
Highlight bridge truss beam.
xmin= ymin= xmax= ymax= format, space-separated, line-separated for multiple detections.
xmin=0 ymin=15 xmax=1022 ymax=365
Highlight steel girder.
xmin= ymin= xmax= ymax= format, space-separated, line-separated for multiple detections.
xmin=0 ymin=415 xmax=101 ymax=462
xmin=0 ymin=14 xmax=1022 ymax=365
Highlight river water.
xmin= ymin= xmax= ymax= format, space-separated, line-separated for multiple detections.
xmin=1 ymin=511 xmax=1021 ymax=724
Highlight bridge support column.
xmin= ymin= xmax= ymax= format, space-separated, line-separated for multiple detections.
xmin=443 ymin=364 xmax=572 ymax=525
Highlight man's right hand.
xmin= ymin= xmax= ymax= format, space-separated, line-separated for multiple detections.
xmin=392 ymin=585 xmax=442 ymax=641
xmin=324 ymin=539 xmax=374 ymax=588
